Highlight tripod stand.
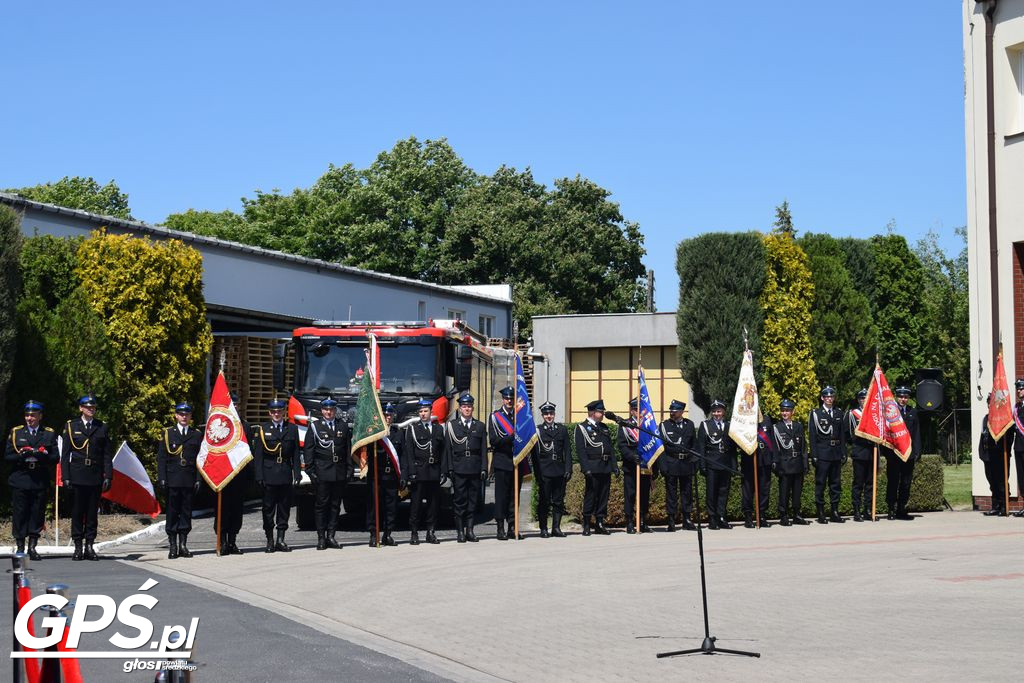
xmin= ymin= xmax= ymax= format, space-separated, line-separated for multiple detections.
xmin=606 ymin=412 xmax=760 ymax=659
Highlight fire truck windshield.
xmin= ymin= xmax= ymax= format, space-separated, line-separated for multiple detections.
xmin=297 ymin=340 xmax=441 ymax=396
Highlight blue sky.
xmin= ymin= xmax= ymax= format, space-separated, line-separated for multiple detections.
xmin=2 ymin=2 xmax=966 ymax=311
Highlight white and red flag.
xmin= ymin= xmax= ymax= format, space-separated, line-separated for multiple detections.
xmin=855 ymin=363 xmax=912 ymax=462
xmin=102 ymin=441 xmax=161 ymax=518
xmin=197 ymin=371 xmax=253 ymax=491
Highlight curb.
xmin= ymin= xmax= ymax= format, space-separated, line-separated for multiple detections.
xmin=2 ymin=520 xmax=166 ymax=556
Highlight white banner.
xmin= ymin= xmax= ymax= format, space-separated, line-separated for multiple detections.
xmin=728 ymin=349 xmax=760 ymax=455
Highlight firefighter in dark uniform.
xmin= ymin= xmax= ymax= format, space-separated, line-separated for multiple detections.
xmin=157 ymin=403 xmax=202 ymax=559
xmin=845 ymin=388 xmax=875 ymax=522
xmin=741 ymin=413 xmax=773 ymax=528
xmin=253 ymin=398 xmax=301 ymax=552
xmin=5 ymin=400 xmax=59 ymax=560
xmin=809 ymin=386 xmax=846 ymax=524
xmin=404 ymin=399 xmax=446 ymax=545
xmin=532 ymin=401 xmax=572 ymax=538
xmin=659 ymin=399 xmax=696 ymax=531
xmin=218 ymin=391 xmax=251 ymax=555
xmin=618 ymin=398 xmax=653 ymax=534
xmin=1014 ymin=379 xmax=1024 ymax=517
xmin=304 ymin=396 xmax=350 ymax=550
xmin=773 ymin=399 xmax=809 ymax=526
xmin=60 ymin=394 xmax=113 ymax=561
xmin=979 ymin=408 xmax=1013 ymax=516
xmin=885 ymin=386 xmax=921 ymax=520
xmin=575 ymin=399 xmax=618 ymax=536
xmin=367 ymin=403 xmax=402 ymax=546
xmin=697 ymin=399 xmax=736 ymax=530
xmin=445 ymin=394 xmax=487 ymax=543
xmin=488 ymin=386 xmax=522 ymax=540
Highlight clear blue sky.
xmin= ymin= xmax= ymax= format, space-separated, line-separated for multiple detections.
xmin=2 ymin=2 xmax=966 ymax=311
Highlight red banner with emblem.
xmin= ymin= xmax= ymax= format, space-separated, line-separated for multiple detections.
xmin=855 ymin=363 xmax=912 ymax=462
xmin=988 ymin=351 xmax=1013 ymax=441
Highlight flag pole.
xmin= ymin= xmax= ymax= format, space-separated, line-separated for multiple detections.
xmin=373 ymin=447 xmax=381 ymax=547
xmin=513 ymin=353 xmax=520 ymax=541
xmin=871 ymin=446 xmax=878 ymax=522
xmin=743 ymin=329 xmax=761 ymax=530
xmin=1003 ymin=439 xmax=1010 ymax=516
xmin=636 ymin=352 xmax=641 ymax=534
xmin=54 ymin=483 xmax=59 ymax=547
xmin=216 ymin=491 xmax=222 ymax=556
xmin=216 ymin=348 xmax=226 ymax=556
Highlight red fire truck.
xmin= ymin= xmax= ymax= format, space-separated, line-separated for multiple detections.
xmin=275 ymin=319 xmax=502 ymax=528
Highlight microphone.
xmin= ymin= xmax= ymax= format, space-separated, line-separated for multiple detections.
xmin=604 ymin=411 xmax=626 ymax=425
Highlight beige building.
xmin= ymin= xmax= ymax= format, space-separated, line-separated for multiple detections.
xmin=964 ymin=0 xmax=1024 ymax=509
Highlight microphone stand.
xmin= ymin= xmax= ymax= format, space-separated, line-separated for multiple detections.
xmin=605 ymin=412 xmax=760 ymax=659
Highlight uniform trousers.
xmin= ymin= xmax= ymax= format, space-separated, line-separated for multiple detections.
xmin=314 ymin=480 xmax=345 ymax=533
xmin=409 ymin=480 xmax=439 ymax=531
xmin=851 ymin=459 xmax=875 ymax=513
xmin=705 ymin=468 xmax=731 ymax=519
xmin=365 ymin=479 xmax=399 ymax=532
xmin=11 ymin=488 xmax=47 ymax=539
xmin=885 ymin=455 xmax=915 ymax=512
xmin=778 ymin=473 xmax=804 ymax=518
xmin=582 ymin=472 xmax=611 ymax=520
xmin=493 ymin=469 xmax=523 ymax=522
xmin=664 ymin=473 xmax=693 ymax=521
xmin=623 ymin=470 xmax=651 ymax=524
xmin=536 ymin=475 xmax=567 ymax=522
xmin=814 ymin=460 xmax=842 ymax=506
xmin=262 ymin=483 xmax=292 ymax=532
xmin=740 ymin=456 xmax=772 ymax=518
xmin=451 ymin=473 xmax=481 ymax=525
xmin=165 ymin=486 xmax=195 ymax=534
xmin=71 ymin=484 xmax=101 ymax=541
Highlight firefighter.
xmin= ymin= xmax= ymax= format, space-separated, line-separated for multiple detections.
xmin=157 ymin=402 xmax=202 ymax=559
xmin=531 ymin=401 xmax=572 ymax=538
xmin=808 ymin=386 xmax=846 ymax=524
xmin=659 ymin=399 xmax=696 ymax=531
xmin=618 ymin=398 xmax=653 ymax=533
xmin=253 ymin=398 xmax=301 ymax=553
xmin=445 ymin=394 xmax=487 ymax=543
xmin=697 ymin=400 xmax=736 ymax=530
xmin=367 ymin=404 xmax=402 ymax=546
xmin=575 ymin=399 xmax=618 ymax=535
xmin=219 ymin=391 xmax=251 ymax=555
xmin=773 ymin=399 xmax=809 ymax=526
xmin=304 ymin=396 xmax=350 ymax=550
xmin=403 ymin=399 xmax=446 ymax=545
xmin=488 ymin=386 xmax=522 ymax=540
xmin=60 ymin=394 xmax=113 ymax=561
xmin=5 ymin=400 xmax=59 ymax=560
xmin=846 ymin=388 xmax=875 ymax=522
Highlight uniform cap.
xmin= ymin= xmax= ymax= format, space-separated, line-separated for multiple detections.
xmin=820 ymin=386 xmax=836 ymax=397
xmin=457 ymin=394 xmax=475 ymax=405
xmin=669 ymin=399 xmax=686 ymax=412
xmin=24 ymin=400 xmax=44 ymax=413
xmin=779 ymin=398 xmax=796 ymax=410
xmin=174 ymin=402 xmax=193 ymax=413
xmin=628 ymin=397 xmax=639 ymax=409
xmin=894 ymin=386 xmax=911 ymax=397
xmin=539 ymin=401 xmax=556 ymax=413
xmin=417 ymin=398 xmax=433 ymax=408
xmin=710 ymin=399 xmax=726 ymax=410
xmin=267 ymin=398 xmax=287 ymax=410
xmin=1016 ymin=379 xmax=1024 ymax=391
xmin=79 ymin=394 xmax=98 ymax=406
xmin=856 ymin=388 xmax=868 ymax=399
xmin=320 ymin=396 xmax=338 ymax=408
xmin=499 ymin=386 xmax=514 ymax=399
xmin=586 ymin=399 xmax=605 ymax=412
xmin=383 ymin=403 xmax=398 ymax=415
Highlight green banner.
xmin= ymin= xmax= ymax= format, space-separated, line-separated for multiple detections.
xmin=350 ymin=364 xmax=388 ymax=453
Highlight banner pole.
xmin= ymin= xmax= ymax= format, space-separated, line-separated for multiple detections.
xmin=1004 ymin=438 xmax=1010 ymax=516
xmin=216 ymin=491 xmax=222 ymax=556
xmin=373 ymin=447 xmax=381 ymax=547
xmin=753 ymin=450 xmax=761 ymax=529
xmin=636 ymin=357 xmax=642 ymax=533
xmin=871 ymin=446 xmax=878 ymax=522
xmin=54 ymin=483 xmax=60 ymax=547
xmin=513 ymin=463 xmax=520 ymax=540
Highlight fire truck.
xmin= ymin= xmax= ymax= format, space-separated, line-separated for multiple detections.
xmin=274 ymin=319 xmax=508 ymax=529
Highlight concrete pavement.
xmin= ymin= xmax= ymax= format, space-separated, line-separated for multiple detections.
xmin=121 ymin=511 xmax=1024 ymax=681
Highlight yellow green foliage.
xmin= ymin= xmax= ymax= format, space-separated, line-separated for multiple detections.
xmin=75 ymin=232 xmax=212 ymax=473
xmin=759 ymin=232 xmax=818 ymax=418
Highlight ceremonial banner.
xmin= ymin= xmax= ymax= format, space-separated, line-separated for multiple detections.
xmin=102 ymin=441 xmax=161 ymax=518
xmin=512 ymin=354 xmax=538 ymax=466
xmin=728 ymin=349 xmax=760 ymax=455
xmin=351 ymin=363 xmax=388 ymax=453
xmin=855 ymin=364 xmax=912 ymax=461
xmin=636 ymin=365 xmax=665 ymax=468
xmin=197 ymin=371 xmax=253 ymax=491
xmin=988 ymin=351 xmax=1013 ymax=440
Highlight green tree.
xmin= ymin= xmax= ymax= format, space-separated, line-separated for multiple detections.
xmin=774 ymin=200 xmax=796 ymax=236
xmin=5 ymin=176 xmax=132 ymax=219
xmin=760 ymin=222 xmax=818 ymax=419
xmin=163 ymin=208 xmax=247 ymax=241
xmin=915 ymin=227 xmax=969 ymax=409
xmin=800 ymin=233 xmax=876 ymax=401
xmin=837 ymin=237 xmax=876 ymax=309
xmin=75 ymin=232 xmax=213 ymax=478
xmin=0 ymin=206 xmax=23 ymax=428
xmin=676 ymin=232 xmax=766 ymax=412
xmin=871 ymin=233 xmax=927 ymax=387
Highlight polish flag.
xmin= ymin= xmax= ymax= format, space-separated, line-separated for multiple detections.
xmin=198 ymin=371 xmax=253 ymax=492
xmin=102 ymin=441 xmax=161 ymax=518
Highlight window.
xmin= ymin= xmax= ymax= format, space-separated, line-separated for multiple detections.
xmin=478 ymin=314 xmax=494 ymax=337
xmin=447 ymin=309 xmax=464 ymax=321
xmin=417 ymin=301 xmax=426 ymax=321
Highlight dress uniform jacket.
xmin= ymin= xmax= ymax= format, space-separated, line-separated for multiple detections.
xmin=487 ymin=407 xmax=516 ymax=472
xmin=617 ymin=419 xmax=645 ymax=474
xmin=574 ymin=419 xmax=616 ymax=474
xmin=157 ymin=426 xmax=202 ymax=487
xmin=60 ymin=418 xmax=114 ymax=486
xmin=899 ymin=405 xmax=922 ymax=462
xmin=253 ymin=421 xmax=301 ymax=485
xmin=445 ymin=417 xmax=487 ymax=475
xmin=403 ymin=421 xmax=446 ymax=482
xmin=808 ymin=407 xmax=846 ymax=462
xmin=534 ymin=422 xmax=572 ymax=478
xmin=370 ymin=425 xmax=403 ymax=483
xmin=658 ymin=418 xmax=696 ymax=476
xmin=304 ymin=418 xmax=351 ymax=482
xmin=696 ymin=419 xmax=736 ymax=471
xmin=844 ymin=410 xmax=875 ymax=461
xmin=6 ymin=425 xmax=59 ymax=489
xmin=772 ymin=420 xmax=806 ymax=473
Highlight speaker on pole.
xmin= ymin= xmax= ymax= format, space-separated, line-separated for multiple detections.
xmin=915 ymin=368 xmax=944 ymax=412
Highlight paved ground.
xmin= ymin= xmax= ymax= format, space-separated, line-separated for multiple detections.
xmin=103 ymin=510 xmax=1023 ymax=682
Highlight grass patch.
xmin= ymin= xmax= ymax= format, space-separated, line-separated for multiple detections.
xmin=943 ymin=464 xmax=973 ymax=510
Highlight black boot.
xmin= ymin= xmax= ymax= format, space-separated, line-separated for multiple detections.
xmin=456 ymin=522 xmax=466 ymax=543
xmin=983 ymin=507 xmax=1002 ymax=517
xmin=28 ymin=538 xmax=41 ymax=561
xmin=759 ymin=515 xmax=771 ymax=528
xmin=369 ymin=532 xmax=378 ymax=547
xmin=410 ymin=530 xmax=420 ymax=545
xmin=539 ymin=518 xmax=550 ymax=538
xmin=496 ymin=519 xmax=508 ymax=541
xmin=640 ymin=517 xmax=652 ymax=533
xmin=681 ymin=516 xmax=696 ymax=531
xmin=178 ymin=533 xmax=193 ymax=558
xmin=896 ymin=507 xmax=913 ymax=521
xmin=595 ymin=518 xmax=610 ymax=535
xmin=466 ymin=523 xmax=479 ymax=542
xmin=317 ymin=531 xmax=327 ymax=550
xmin=16 ymin=538 xmax=25 ymax=554
xmin=817 ymin=504 xmax=828 ymax=524
xmin=167 ymin=535 xmax=179 ymax=560
xmin=508 ymin=519 xmax=523 ymax=540
xmin=265 ymin=532 xmax=275 ymax=553
xmin=551 ymin=514 xmax=566 ymax=537
xmin=426 ymin=529 xmax=440 ymax=544
xmin=382 ymin=530 xmax=397 ymax=546
xmin=743 ymin=512 xmax=756 ymax=529
xmin=853 ymin=508 xmax=863 ymax=522
xmin=85 ymin=541 xmax=99 ymax=561
xmin=707 ymin=515 xmax=720 ymax=530
xmin=582 ymin=518 xmax=591 ymax=536
xmin=626 ymin=520 xmax=636 ymax=534
xmin=666 ymin=518 xmax=676 ymax=532
xmin=793 ymin=514 xmax=810 ymax=525
xmin=72 ymin=539 xmax=84 ymax=561
xmin=718 ymin=515 xmax=732 ymax=530
xmin=830 ymin=505 xmax=845 ymax=523
xmin=779 ymin=515 xmax=792 ymax=526
xmin=1013 ymin=509 xmax=1024 ymax=517
xmin=275 ymin=530 xmax=291 ymax=552
xmin=326 ymin=531 xmax=341 ymax=549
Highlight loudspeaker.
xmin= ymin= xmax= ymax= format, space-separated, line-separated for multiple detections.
xmin=915 ymin=368 xmax=944 ymax=411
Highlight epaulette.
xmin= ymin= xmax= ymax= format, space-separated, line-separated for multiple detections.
xmin=44 ymin=427 xmax=54 ymax=432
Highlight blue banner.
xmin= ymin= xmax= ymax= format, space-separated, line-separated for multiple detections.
xmin=637 ymin=366 xmax=665 ymax=468
xmin=513 ymin=354 xmax=539 ymax=466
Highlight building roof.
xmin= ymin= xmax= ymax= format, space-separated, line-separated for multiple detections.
xmin=0 ymin=191 xmax=512 ymax=305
